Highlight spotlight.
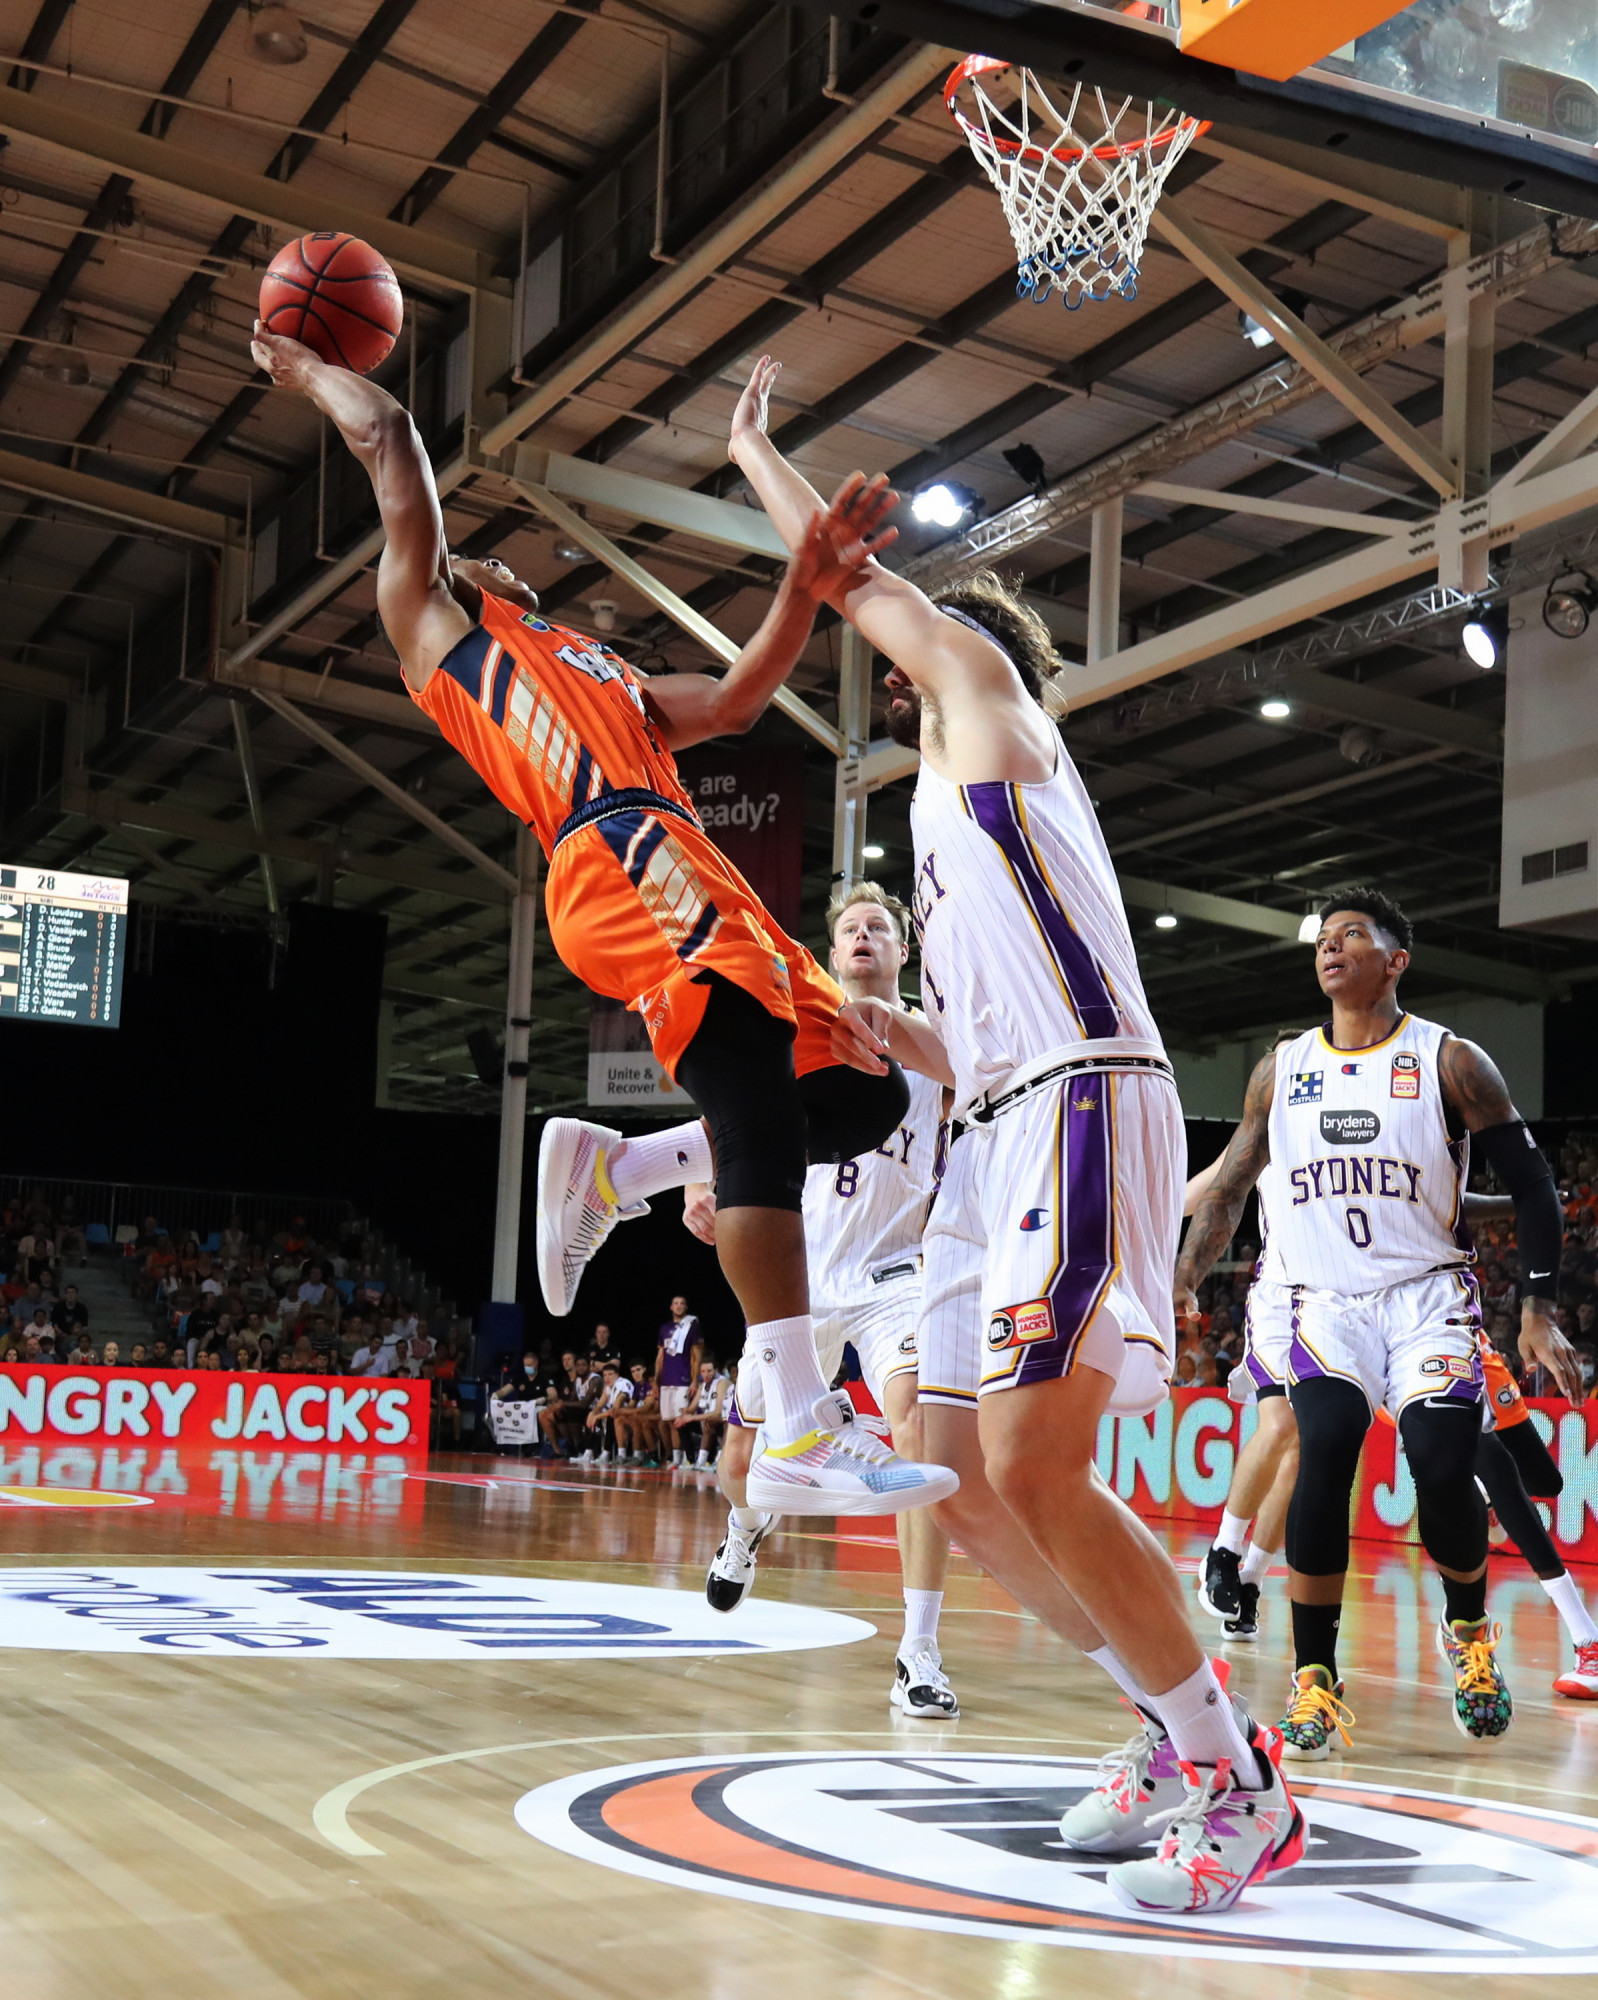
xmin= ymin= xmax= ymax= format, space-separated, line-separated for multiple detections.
xmin=1461 ymin=600 xmax=1509 ymax=669
xmin=1239 ymin=309 xmax=1275 ymax=349
xmin=1298 ymin=912 xmax=1321 ymax=945
xmin=1001 ymin=442 xmax=1047 ymax=489
xmin=1259 ymin=697 xmax=1291 ymax=719
xmin=862 ymin=843 xmax=884 ymax=859
xmin=1543 ymin=571 xmax=1598 ymax=640
xmin=911 ymin=483 xmax=970 ymax=529
xmin=1154 ymin=911 xmax=1178 ymax=931
xmin=251 ymin=4 xmax=308 ymax=63
xmin=588 ymin=599 xmax=618 ymax=633
xmin=1338 ymin=723 xmax=1380 ymax=769
xmin=553 ymin=539 xmax=587 ymax=564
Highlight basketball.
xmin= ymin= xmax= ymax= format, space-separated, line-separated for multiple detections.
xmin=257 ymin=232 xmax=403 ymax=374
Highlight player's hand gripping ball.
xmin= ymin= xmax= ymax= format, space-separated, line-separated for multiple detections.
xmin=257 ymin=233 xmax=403 ymax=374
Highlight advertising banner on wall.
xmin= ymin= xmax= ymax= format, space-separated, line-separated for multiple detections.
xmin=0 ymin=1368 xmax=431 ymax=1453
xmin=1102 ymin=1388 xmax=1598 ymax=1564
xmin=587 ymin=746 xmax=806 ymax=1108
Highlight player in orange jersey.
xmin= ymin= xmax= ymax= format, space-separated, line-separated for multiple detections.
xmin=250 ymin=322 xmax=958 ymax=1521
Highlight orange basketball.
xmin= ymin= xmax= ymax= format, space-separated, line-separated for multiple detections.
xmin=258 ymin=232 xmax=403 ymax=374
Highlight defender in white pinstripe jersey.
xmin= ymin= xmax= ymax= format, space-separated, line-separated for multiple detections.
xmin=732 ymin=353 xmax=1303 ymax=1918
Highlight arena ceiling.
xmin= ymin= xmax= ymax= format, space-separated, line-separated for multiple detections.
xmin=2 ymin=0 xmax=1598 ymax=1114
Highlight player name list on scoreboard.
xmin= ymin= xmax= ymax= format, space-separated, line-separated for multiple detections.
xmin=0 ymin=866 xmax=128 ymax=1028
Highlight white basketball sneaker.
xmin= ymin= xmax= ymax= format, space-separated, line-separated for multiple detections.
xmin=536 ymin=1118 xmax=649 ymax=1315
xmin=1106 ymin=1735 xmax=1304 ymax=1915
xmin=1058 ymin=1709 xmax=1189 ymax=1854
xmin=746 ymin=1393 xmax=959 ymax=1518
xmin=705 ymin=1511 xmax=776 ymax=1613
xmin=890 ymin=1648 xmax=959 ymax=1720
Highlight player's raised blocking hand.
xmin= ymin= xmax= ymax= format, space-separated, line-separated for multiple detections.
xmin=788 ymin=472 xmax=899 ymax=604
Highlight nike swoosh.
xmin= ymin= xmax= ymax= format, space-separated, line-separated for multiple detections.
xmin=1530 ymin=1272 xmax=1552 ymax=1280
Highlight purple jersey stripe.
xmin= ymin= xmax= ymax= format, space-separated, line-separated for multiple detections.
xmin=1015 ymin=1081 xmax=1117 ymax=1388
xmin=961 ymin=782 xmax=1119 ymax=1040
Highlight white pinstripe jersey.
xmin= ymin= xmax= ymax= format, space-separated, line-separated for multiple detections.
xmin=909 ymin=749 xmax=1163 ymax=1116
xmin=1258 ymin=1013 xmax=1471 ymax=1294
xmin=802 ymin=1061 xmax=944 ymax=1312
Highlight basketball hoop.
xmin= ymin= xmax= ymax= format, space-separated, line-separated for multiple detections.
xmin=946 ymin=55 xmax=1208 ymax=310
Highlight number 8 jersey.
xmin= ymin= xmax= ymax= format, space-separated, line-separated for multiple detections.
xmin=802 ymin=1064 xmax=946 ymax=1313
xmin=1257 ymin=1013 xmax=1472 ymax=1294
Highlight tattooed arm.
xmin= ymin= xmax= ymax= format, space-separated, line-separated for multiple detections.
xmin=1172 ymin=1050 xmax=1276 ymax=1330
xmin=1438 ymin=1035 xmax=1583 ymax=1404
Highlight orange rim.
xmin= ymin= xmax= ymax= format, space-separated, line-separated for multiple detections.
xmin=944 ymin=54 xmax=1209 ymax=167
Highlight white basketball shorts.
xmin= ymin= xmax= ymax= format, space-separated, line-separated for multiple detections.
xmin=731 ymin=1276 xmax=921 ymax=1425
xmin=1229 ymin=1278 xmax=1296 ymax=1406
xmin=1284 ymin=1266 xmax=1484 ymax=1417
xmin=919 ymin=1068 xmax=1182 ymax=1420
xmin=658 ymin=1384 xmax=691 ymax=1422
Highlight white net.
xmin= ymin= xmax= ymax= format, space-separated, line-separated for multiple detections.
xmin=947 ymin=58 xmax=1206 ymax=311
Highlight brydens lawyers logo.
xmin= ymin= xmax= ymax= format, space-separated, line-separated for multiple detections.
xmin=0 ymin=1570 xmax=873 ymax=1661
xmin=515 ymin=1751 xmax=1598 ymax=1971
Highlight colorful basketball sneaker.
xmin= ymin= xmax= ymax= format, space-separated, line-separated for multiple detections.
xmin=1438 ymin=1618 xmax=1513 ymax=1739
xmin=1554 ymin=1638 xmax=1598 ymax=1700
xmin=746 ymin=1393 xmax=958 ymax=1518
xmin=1278 ymin=1666 xmax=1355 ymax=1760
xmin=536 ymin=1118 xmax=649 ymax=1315
xmin=1105 ymin=1736 xmax=1304 ymax=1915
xmin=1058 ymin=1706 xmax=1188 ymax=1854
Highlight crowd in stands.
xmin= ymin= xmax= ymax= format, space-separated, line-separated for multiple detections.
xmin=492 ymin=1300 xmax=736 ymax=1469
xmin=1184 ymin=1130 xmax=1598 ymax=1398
xmin=0 ymin=1193 xmax=468 ymax=1445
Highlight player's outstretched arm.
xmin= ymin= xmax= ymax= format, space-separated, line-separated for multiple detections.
xmin=728 ymin=357 xmax=1012 ymax=709
xmin=1438 ymin=1036 xmax=1583 ymax=1403
xmin=250 ymin=325 xmax=467 ymax=691
xmin=645 ymin=475 xmax=896 ymax=748
xmin=1173 ymin=1051 xmax=1275 ymax=1321
xmin=831 ymin=996 xmax=955 ymax=1088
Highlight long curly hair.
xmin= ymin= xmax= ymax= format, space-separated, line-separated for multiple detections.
xmin=933 ymin=568 xmax=1069 ymax=717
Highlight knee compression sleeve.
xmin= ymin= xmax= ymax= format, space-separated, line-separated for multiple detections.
xmin=675 ymin=974 xmax=807 ymax=1212
xmin=798 ymin=1058 xmax=909 ymax=1165
xmin=1475 ymin=1428 xmax=1563 ymax=1577
xmin=1497 ymin=1412 xmax=1562 ymax=1496
xmin=1399 ymin=1398 xmax=1487 ymax=1573
xmin=1285 ymin=1376 xmax=1369 ymax=1576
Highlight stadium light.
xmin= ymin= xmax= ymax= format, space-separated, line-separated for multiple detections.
xmin=1298 ymin=913 xmax=1321 ymax=944
xmin=1461 ymin=600 xmax=1509 ymax=668
xmin=1154 ymin=911 xmax=1178 ymax=931
xmin=862 ymin=843 xmax=884 ymax=859
xmin=911 ymin=483 xmax=970 ymax=529
xmin=1259 ymin=697 xmax=1291 ymax=719
xmin=1239 ymin=310 xmax=1275 ymax=349
xmin=1543 ymin=571 xmax=1598 ymax=640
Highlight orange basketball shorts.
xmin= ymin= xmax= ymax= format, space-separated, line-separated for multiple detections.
xmin=545 ymin=803 xmax=844 ymax=1082
xmin=1480 ymin=1333 xmax=1529 ymax=1430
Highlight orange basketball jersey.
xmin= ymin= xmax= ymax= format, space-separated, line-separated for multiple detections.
xmin=410 ymin=593 xmax=844 ymax=1078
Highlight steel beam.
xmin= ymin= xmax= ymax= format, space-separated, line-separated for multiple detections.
xmin=832 ymin=624 xmax=872 ymax=883
xmin=229 ymin=699 xmax=278 ymax=915
xmin=1135 ymin=481 xmax=1415 ymax=540
xmin=507 ymin=447 xmax=789 ymax=559
xmin=253 ymin=691 xmax=518 ymax=893
xmin=60 ymin=783 xmax=506 ymax=904
xmin=509 ymin=472 xmax=843 ymax=755
xmin=1149 ymin=198 xmax=1458 ymax=498
xmin=1118 ymin=873 xmax=1549 ymax=1000
xmin=212 ymin=654 xmax=432 ymax=734
xmin=0 ymin=444 xmax=231 ymax=543
xmin=1495 ymin=378 xmax=1598 ymax=494
xmin=1087 ymin=498 xmax=1122 ymax=667
xmin=0 ymin=656 xmax=81 ymax=703
xmin=0 ymin=81 xmax=497 ymax=292
xmin=1278 ymin=672 xmax=1501 ymax=755
xmin=490 ymin=824 xmax=538 ymax=1303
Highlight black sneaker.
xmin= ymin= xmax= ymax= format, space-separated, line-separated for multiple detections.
xmin=1198 ymin=1545 xmax=1242 ymax=1620
xmin=1224 ymin=1580 xmax=1260 ymax=1641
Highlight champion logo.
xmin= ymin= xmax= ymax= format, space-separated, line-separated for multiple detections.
xmin=1341 ymin=1063 xmax=1361 ymax=1075
xmin=1019 ymin=1208 xmax=1050 ymax=1231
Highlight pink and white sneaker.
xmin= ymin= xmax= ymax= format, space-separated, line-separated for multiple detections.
xmin=1057 ymin=1708 xmax=1188 ymax=1854
xmin=1554 ymin=1638 xmax=1598 ymax=1700
xmin=1106 ymin=1733 xmax=1304 ymax=1915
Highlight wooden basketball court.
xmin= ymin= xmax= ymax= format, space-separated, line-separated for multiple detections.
xmin=0 ymin=1455 xmax=1592 ymax=1996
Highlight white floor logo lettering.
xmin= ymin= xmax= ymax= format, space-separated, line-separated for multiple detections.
xmin=515 ymin=1751 xmax=1598 ymax=1971
xmin=0 ymin=1570 xmax=873 ymax=1660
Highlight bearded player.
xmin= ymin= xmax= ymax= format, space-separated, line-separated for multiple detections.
xmin=733 ymin=355 xmax=1301 ymax=1917
xmin=684 ymin=883 xmax=961 ymax=1719
xmin=1176 ymin=888 xmax=1583 ymax=1754
xmin=249 ymin=323 xmax=955 ymax=1522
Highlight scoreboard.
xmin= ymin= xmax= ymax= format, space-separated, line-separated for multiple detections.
xmin=0 ymin=866 xmax=127 ymax=1028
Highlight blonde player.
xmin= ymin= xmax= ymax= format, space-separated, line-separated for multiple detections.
xmin=1176 ymin=887 xmax=1584 ymax=1754
xmin=688 ymin=884 xmax=960 ymax=1718
xmin=731 ymin=355 xmax=1300 ymax=1917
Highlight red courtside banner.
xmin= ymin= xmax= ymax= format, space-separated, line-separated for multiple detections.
xmin=0 ymin=1368 xmax=430 ymax=1453
xmin=1099 ymin=1388 xmax=1598 ymax=1567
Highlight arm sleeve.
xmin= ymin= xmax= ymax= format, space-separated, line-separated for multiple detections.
xmin=1474 ymin=1120 xmax=1562 ymax=1301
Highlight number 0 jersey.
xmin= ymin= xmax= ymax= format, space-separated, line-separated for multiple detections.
xmin=802 ymin=1061 xmax=945 ymax=1312
xmin=1258 ymin=1012 xmax=1471 ymax=1295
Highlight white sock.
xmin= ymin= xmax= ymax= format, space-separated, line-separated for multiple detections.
xmin=1542 ymin=1571 xmax=1598 ymax=1646
xmin=1086 ymin=1643 xmax=1158 ymax=1715
xmin=730 ymin=1504 xmax=766 ymax=1533
xmin=749 ymin=1315 xmax=831 ymax=1444
xmin=1154 ymin=1659 xmax=1261 ymax=1786
xmin=1239 ymin=1542 xmax=1273 ymax=1586
xmin=900 ymin=1588 xmax=943 ymax=1656
xmin=606 ymin=1121 xmax=711 ymax=1206
xmin=1214 ymin=1510 xmax=1250 ymax=1557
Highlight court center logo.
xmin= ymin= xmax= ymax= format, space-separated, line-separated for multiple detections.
xmin=515 ymin=1751 xmax=1598 ymax=1972
xmin=0 ymin=1569 xmax=873 ymax=1660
